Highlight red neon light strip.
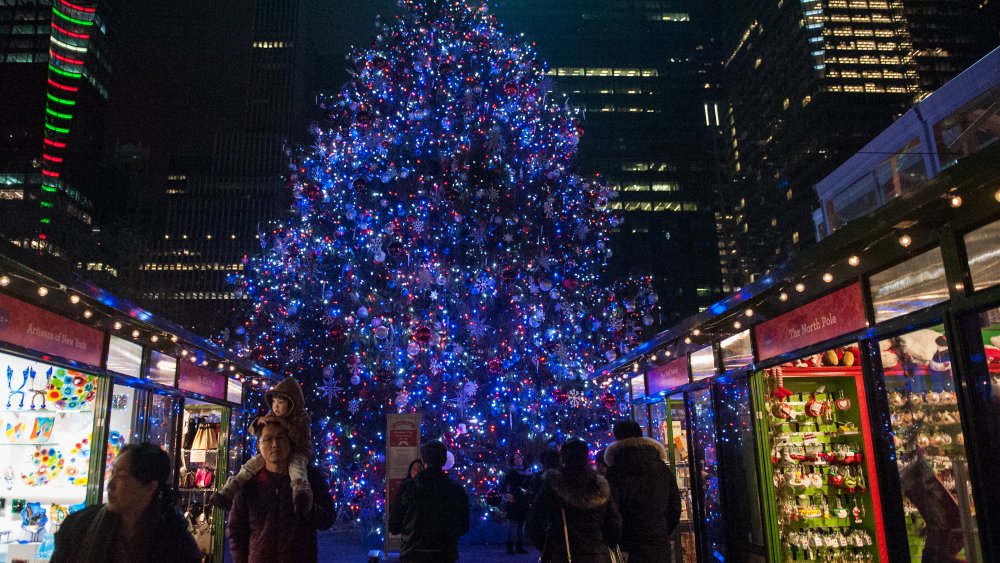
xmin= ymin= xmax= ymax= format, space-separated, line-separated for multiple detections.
xmin=42 ymin=170 xmax=60 ymax=178
xmin=44 ymin=138 xmax=68 ymax=148
xmin=42 ymin=154 xmax=64 ymax=163
xmin=854 ymin=373 xmax=889 ymax=562
xmin=50 ymin=50 xmax=84 ymax=66
xmin=47 ymin=78 xmax=79 ymax=92
xmin=59 ymin=0 xmax=96 ymax=13
xmin=51 ymin=22 xmax=90 ymax=40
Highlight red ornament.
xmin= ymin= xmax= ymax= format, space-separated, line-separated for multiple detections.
xmin=503 ymin=82 xmax=518 ymax=96
xmin=330 ymin=323 xmax=345 ymax=341
xmin=601 ymin=393 xmax=617 ymax=410
xmin=553 ymin=388 xmax=569 ymax=403
xmin=487 ymin=358 xmax=503 ymax=374
xmin=413 ymin=325 xmax=432 ymax=344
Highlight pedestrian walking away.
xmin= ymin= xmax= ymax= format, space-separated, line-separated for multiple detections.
xmin=388 ymin=440 xmax=471 ymax=563
xmin=527 ymin=439 xmax=622 ymax=563
xmin=50 ymin=442 xmax=200 ymax=563
xmin=604 ymin=420 xmax=682 ymax=563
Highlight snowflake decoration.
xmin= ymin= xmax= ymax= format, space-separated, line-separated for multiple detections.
xmin=285 ymin=322 xmax=300 ymax=336
xmin=472 ymin=224 xmax=488 ymax=245
xmin=288 ymin=348 xmax=304 ymax=363
xmin=396 ymin=390 xmax=410 ymax=410
xmin=543 ymin=198 xmax=555 ymax=219
xmin=429 ymin=290 xmax=440 ymax=300
xmin=474 ymin=276 xmax=494 ymax=295
xmin=609 ymin=317 xmax=625 ymax=332
xmin=463 ymin=381 xmax=478 ymax=398
xmin=503 ymin=233 xmax=514 ymax=243
xmin=416 ymin=267 xmax=434 ymax=291
xmin=413 ymin=219 xmax=425 ymax=234
xmin=567 ymin=389 xmax=585 ymax=409
xmin=321 ymin=379 xmax=343 ymax=405
xmin=574 ymin=223 xmax=590 ymax=240
xmin=468 ymin=315 xmax=491 ymax=338
xmin=322 ymin=314 xmax=336 ymax=326
xmin=486 ymin=186 xmax=500 ymax=201
xmin=429 ymin=358 xmax=444 ymax=375
xmin=348 ymin=398 xmax=362 ymax=415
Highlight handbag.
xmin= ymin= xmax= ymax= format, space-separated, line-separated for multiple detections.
xmin=560 ymin=507 xmax=572 ymax=563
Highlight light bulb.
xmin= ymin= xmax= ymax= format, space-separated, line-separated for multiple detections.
xmin=113 ymin=321 xmax=123 ymax=330
xmin=848 ymin=255 xmax=860 ymax=267
xmin=779 ymin=292 xmax=789 ymax=302
xmin=692 ymin=328 xmax=701 ymax=336
xmin=684 ymin=337 xmax=692 ymax=344
xmin=745 ymin=308 xmax=754 ymax=317
xmin=37 ymin=286 xmax=48 ymax=297
xmin=795 ymin=283 xmax=806 ymax=293
xmin=733 ymin=321 xmax=742 ymax=330
xmin=83 ymin=310 xmax=92 ymax=319
xmin=822 ymin=272 xmax=833 ymax=283
xmin=949 ymin=195 xmax=962 ymax=208
xmin=0 ymin=275 xmax=9 ymax=287
xmin=132 ymin=329 xmax=140 ymax=338
xmin=899 ymin=234 xmax=912 ymax=247
xmin=70 ymin=295 xmax=80 ymax=304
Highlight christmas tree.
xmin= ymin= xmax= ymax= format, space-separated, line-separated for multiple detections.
xmin=234 ymin=0 xmax=657 ymax=531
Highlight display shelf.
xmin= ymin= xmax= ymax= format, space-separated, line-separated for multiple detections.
xmin=0 ymin=408 xmax=93 ymax=414
xmin=0 ymin=442 xmax=61 ymax=446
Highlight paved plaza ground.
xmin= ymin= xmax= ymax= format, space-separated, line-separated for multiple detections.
xmin=316 ymin=529 xmax=536 ymax=562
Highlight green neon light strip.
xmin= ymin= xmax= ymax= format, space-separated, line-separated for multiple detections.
xmin=47 ymin=93 xmax=76 ymax=106
xmin=41 ymin=185 xmax=58 ymax=193
xmin=46 ymin=107 xmax=74 ymax=120
xmin=45 ymin=123 xmax=71 ymax=134
xmin=40 ymin=202 xmax=54 ymax=208
xmin=48 ymin=64 xmax=81 ymax=79
xmin=40 ymin=218 xmax=52 ymax=224
xmin=53 ymin=7 xmax=94 ymax=26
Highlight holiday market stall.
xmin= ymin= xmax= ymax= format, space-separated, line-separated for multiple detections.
xmin=0 ymin=248 xmax=272 ymax=562
xmin=608 ymin=144 xmax=1000 ymax=562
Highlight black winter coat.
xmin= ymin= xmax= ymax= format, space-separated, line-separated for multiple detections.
xmin=388 ymin=468 xmax=470 ymax=563
xmin=500 ymin=467 xmax=531 ymax=520
xmin=604 ymin=437 xmax=682 ymax=563
xmin=527 ymin=469 xmax=622 ymax=563
xmin=51 ymin=504 xmax=200 ymax=563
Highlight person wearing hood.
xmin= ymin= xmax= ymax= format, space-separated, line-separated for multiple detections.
xmin=500 ymin=452 xmax=531 ymax=554
xmin=604 ymin=420 xmax=681 ymax=563
xmin=527 ymin=439 xmax=622 ymax=563
xmin=212 ymin=376 xmax=315 ymax=513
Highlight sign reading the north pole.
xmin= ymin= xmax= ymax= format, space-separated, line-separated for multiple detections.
xmin=647 ymin=355 xmax=689 ymax=395
xmin=755 ymin=283 xmax=868 ymax=362
xmin=0 ymin=293 xmax=104 ymax=367
xmin=385 ymin=413 xmax=422 ymax=554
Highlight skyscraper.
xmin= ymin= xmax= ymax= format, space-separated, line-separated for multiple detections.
xmin=0 ymin=0 xmax=118 ymax=279
xmin=137 ymin=0 xmax=308 ymax=333
xmin=716 ymin=0 xmax=999 ymax=289
xmin=493 ymin=0 xmax=725 ymax=322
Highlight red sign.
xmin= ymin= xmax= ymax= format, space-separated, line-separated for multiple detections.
xmin=0 ymin=293 xmax=104 ymax=367
xmin=178 ymin=362 xmax=226 ymax=399
xmin=647 ymin=355 xmax=689 ymax=395
xmin=755 ymin=283 xmax=868 ymax=362
xmin=385 ymin=413 xmax=422 ymax=553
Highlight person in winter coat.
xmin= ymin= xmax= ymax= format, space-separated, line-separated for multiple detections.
xmin=529 ymin=449 xmax=561 ymax=501
xmin=604 ymin=420 xmax=682 ymax=563
xmin=227 ymin=421 xmax=336 ymax=563
xmin=213 ymin=376 xmax=315 ymax=513
xmin=501 ymin=452 xmax=531 ymax=554
xmin=388 ymin=440 xmax=471 ymax=562
xmin=51 ymin=442 xmax=201 ymax=563
xmin=527 ymin=439 xmax=622 ymax=563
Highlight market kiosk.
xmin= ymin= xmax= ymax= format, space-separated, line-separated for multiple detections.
xmin=616 ymin=146 xmax=1000 ymax=561
xmin=0 ymin=251 xmax=270 ymax=562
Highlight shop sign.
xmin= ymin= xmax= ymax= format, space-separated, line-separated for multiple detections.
xmin=755 ymin=283 xmax=867 ymax=362
xmin=630 ymin=373 xmax=646 ymax=400
xmin=148 ymin=351 xmax=177 ymax=387
xmin=690 ymin=345 xmax=716 ymax=381
xmin=648 ymin=355 xmax=688 ymax=395
xmin=106 ymin=335 xmax=142 ymax=378
xmin=385 ymin=413 xmax=422 ymax=553
xmin=721 ymin=330 xmax=753 ymax=371
xmin=227 ymin=378 xmax=243 ymax=404
xmin=177 ymin=362 xmax=225 ymax=399
xmin=0 ymin=293 xmax=104 ymax=367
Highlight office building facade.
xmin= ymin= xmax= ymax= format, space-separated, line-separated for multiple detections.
xmin=494 ymin=0 xmax=725 ymax=322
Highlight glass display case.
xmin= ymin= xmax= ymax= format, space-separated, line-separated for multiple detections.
xmin=179 ymin=400 xmax=228 ymax=562
xmin=103 ymin=383 xmax=142 ymax=503
xmin=690 ymin=387 xmax=725 ymax=560
xmin=0 ymin=352 xmax=104 ymax=559
xmin=878 ymin=326 xmax=982 ymax=562
xmin=759 ymin=345 xmax=886 ymax=562
xmin=665 ymin=394 xmax=696 ymax=563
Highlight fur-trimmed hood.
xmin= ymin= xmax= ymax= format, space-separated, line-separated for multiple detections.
xmin=604 ymin=437 xmax=668 ymax=469
xmin=545 ymin=469 xmax=611 ymax=510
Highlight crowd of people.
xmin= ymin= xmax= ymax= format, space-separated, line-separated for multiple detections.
xmin=45 ymin=376 xmax=681 ymax=563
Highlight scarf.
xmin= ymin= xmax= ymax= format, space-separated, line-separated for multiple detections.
xmin=76 ymin=506 xmax=122 ymax=563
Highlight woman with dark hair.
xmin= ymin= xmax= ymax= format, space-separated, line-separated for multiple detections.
xmin=51 ymin=442 xmax=200 ymax=563
xmin=406 ymin=459 xmax=424 ymax=480
xmin=527 ymin=439 xmax=622 ymax=563
xmin=500 ymin=452 xmax=530 ymax=554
